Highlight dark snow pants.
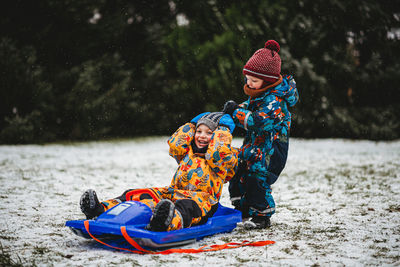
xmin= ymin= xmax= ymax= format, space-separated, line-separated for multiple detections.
xmin=229 ymin=138 xmax=289 ymax=217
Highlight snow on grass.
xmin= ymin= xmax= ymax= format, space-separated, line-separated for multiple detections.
xmin=0 ymin=138 xmax=399 ymax=266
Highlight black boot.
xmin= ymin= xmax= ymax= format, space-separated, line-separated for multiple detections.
xmin=232 ymin=199 xmax=241 ymax=210
xmin=232 ymin=199 xmax=250 ymax=219
xmin=147 ymin=199 xmax=175 ymax=232
xmin=80 ymin=189 xmax=104 ymax=219
xmin=243 ymin=216 xmax=271 ymax=229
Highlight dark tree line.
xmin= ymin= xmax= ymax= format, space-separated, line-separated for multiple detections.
xmin=1 ymin=0 xmax=399 ymax=143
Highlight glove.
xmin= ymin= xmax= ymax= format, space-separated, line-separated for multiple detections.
xmin=222 ymin=100 xmax=238 ymax=116
xmin=219 ymin=114 xmax=235 ymax=133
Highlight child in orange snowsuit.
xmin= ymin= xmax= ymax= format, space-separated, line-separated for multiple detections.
xmin=80 ymin=112 xmax=238 ymax=231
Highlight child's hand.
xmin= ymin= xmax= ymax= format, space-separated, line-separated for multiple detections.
xmin=219 ymin=114 xmax=235 ymax=133
xmin=222 ymin=100 xmax=238 ymax=116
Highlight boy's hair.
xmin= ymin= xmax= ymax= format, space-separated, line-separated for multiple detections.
xmin=243 ymin=40 xmax=281 ymax=84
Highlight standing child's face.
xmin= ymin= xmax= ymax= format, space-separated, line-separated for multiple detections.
xmin=194 ymin=124 xmax=213 ymax=149
xmin=245 ymin=75 xmax=264 ymax=90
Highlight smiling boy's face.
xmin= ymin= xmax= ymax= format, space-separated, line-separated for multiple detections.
xmin=245 ymin=75 xmax=264 ymax=90
xmin=194 ymin=124 xmax=213 ymax=149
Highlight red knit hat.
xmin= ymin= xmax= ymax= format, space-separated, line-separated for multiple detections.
xmin=243 ymin=40 xmax=281 ymax=83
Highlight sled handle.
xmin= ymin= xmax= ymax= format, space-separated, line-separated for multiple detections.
xmin=125 ymin=188 xmax=161 ymax=203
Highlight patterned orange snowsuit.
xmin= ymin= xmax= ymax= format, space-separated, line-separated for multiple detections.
xmin=101 ymin=122 xmax=238 ymax=231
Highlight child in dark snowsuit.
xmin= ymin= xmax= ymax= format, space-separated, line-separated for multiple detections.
xmin=80 ymin=112 xmax=238 ymax=231
xmin=223 ymin=40 xmax=299 ymax=229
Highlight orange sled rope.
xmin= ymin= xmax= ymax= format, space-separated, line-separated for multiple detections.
xmin=84 ymin=220 xmax=275 ymax=254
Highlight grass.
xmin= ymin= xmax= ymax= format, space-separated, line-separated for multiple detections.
xmin=387 ymin=205 xmax=400 ymax=212
xmin=32 ymin=246 xmax=50 ymax=256
xmin=0 ymin=243 xmax=36 ymax=267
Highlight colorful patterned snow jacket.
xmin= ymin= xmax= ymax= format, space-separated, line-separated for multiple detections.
xmin=99 ymin=122 xmax=238 ymax=231
xmin=164 ymin=122 xmax=238 ymax=223
xmin=232 ymin=74 xmax=299 ymax=184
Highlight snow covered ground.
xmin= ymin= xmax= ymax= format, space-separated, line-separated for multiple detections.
xmin=0 ymin=137 xmax=399 ymax=266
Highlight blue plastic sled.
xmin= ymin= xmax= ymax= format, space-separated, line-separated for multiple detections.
xmin=66 ymin=201 xmax=242 ymax=249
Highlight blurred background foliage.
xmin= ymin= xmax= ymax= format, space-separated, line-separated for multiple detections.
xmin=0 ymin=0 xmax=399 ymax=143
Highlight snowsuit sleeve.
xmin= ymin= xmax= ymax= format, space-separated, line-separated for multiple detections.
xmin=232 ymin=76 xmax=299 ymax=133
xmin=205 ymin=126 xmax=238 ymax=183
xmin=167 ymin=123 xmax=195 ymax=164
xmin=232 ymin=95 xmax=285 ymax=133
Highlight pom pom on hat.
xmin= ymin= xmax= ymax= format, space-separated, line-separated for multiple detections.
xmin=265 ymin=40 xmax=280 ymax=53
xmin=243 ymin=40 xmax=281 ymax=83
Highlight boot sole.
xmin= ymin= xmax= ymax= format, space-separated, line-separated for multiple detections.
xmin=80 ymin=189 xmax=101 ymax=219
xmin=149 ymin=199 xmax=175 ymax=231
